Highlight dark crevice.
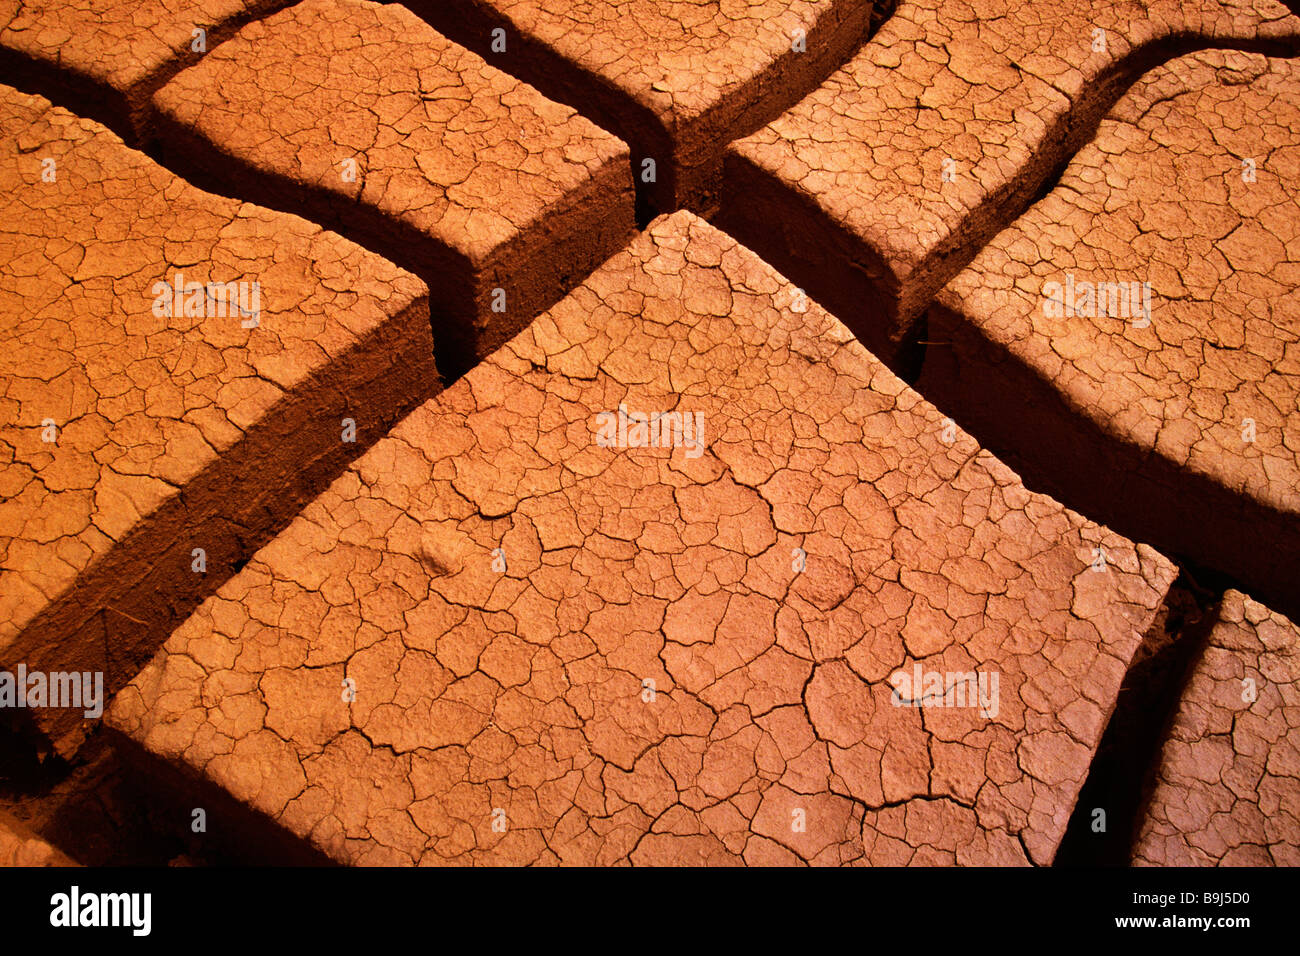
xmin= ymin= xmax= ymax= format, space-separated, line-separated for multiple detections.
xmin=1055 ymin=569 xmax=1222 ymax=865
xmin=4 ymin=23 xmax=626 ymax=392
xmin=900 ymin=32 xmax=1300 ymax=359
xmin=139 ymin=126 xmax=529 ymax=392
xmin=717 ymin=33 xmax=1300 ymax=378
xmin=6 ymin=292 xmax=436 ymax=756
xmin=0 ymin=726 xmax=331 ymax=865
xmin=916 ymin=299 xmax=1300 ymax=625
xmin=0 ymin=0 xmax=299 ymax=146
xmin=394 ymin=0 xmax=897 ymax=217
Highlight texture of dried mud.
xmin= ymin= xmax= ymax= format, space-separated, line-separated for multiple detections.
xmin=148 ymin=0 xmax=635 ymax=364
xmin=0 ymin=85 xmax=435 ymax=751
xmin=720 ymin=0 xmax=1300 ymax=362
xmin=1133 ymin=590 xmax=1300 ymax=865
xmin=402 ymin=0 xmax=893 ymax=213
xmin=0 ymin=0 xmax=293 ymax=140
xmin=0 ymin=0 xmax=1296 ymax=869
xmin=108 ymin=213 xmax=1175 ymax=866
xmin=918 ymin=49 xmax=1300 ymax=624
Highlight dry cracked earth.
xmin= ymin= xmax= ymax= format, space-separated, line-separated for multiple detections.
xmin=0 ymin=0 xmax=1296 ymax=868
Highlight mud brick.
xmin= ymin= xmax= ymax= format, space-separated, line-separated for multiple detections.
xmin=1133 ymin=590 xmax=1300 ymax=866
xmin=401 ymin=0 xmax=893 ymax=216
xmin=0 ymin=0 xmax=293 ymax=141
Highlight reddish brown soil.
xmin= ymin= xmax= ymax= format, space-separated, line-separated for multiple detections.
xmin=1 ymin=0 xmax=1296 ymax=868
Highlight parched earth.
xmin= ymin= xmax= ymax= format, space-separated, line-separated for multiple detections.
xmin=0 ymin=0 xmax=1297 ymax=867
xmin=1132 ymin=590 xmax=1300 ymax=865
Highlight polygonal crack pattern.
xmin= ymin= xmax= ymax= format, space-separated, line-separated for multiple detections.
xmin=1 ymin=0 xmax=1296 ymax=868
xmin=1133 ymin=590 xmax=1300 ymax=866
xmin=146 ymin=0 xmax=636 ymax=369
xmin=399 ymin=0 xmax=894 ymax=215
xmin=107 ymin=213 xmax=1176 ymax=866
xmin=0 ymin=0 xmax=296 ymax=141
xmin=720 ymin=0 xmax=1300 ymax=363
xmin=0 ymin=85 xmax=436 ymax=752
xmin=917 ymin=49 xmax=1300 ymax=625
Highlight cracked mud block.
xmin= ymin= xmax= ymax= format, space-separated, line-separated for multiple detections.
xmin=107 ymin=211 xmax=1176 ymax=866
xmin=719 ymin=0 xmax=1300 ymax=366
xmin=0 ymin=0 xmax=293 ymax=142
xmin=1132 ymin=591 xmax=1300 ymax=865
xmin=0 ymin=809 xmax=76 ymax=865
xmin=916 ymin=50 xmax=1300 ymax=624
xmin=148 ymin=0 xmax=635 ymax=369
xmin=0 ymin=86 xmax=436 ymax=753
xmin=400 ymin=0 xmax=894 ymax=216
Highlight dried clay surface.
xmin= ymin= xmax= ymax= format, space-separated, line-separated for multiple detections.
xmin=0 ymin=85 xmax=435 ymax=749
xmin=150 ymin=0 xmax=634 ymax=364
xmin=109 ymin=212 xmax=1176 ymax=866
xmin=1133 ymin=590 xmax=1300 ymax=866
xmin=721 ymin=0 xmax=1300 ymax=362
xmin=919 ymin=50 xmax=1300 ymax=623
xmin=0 ymin=0 xmax=294 ymax=140
xmin=403 ymin=0 xmax=893 ymax=212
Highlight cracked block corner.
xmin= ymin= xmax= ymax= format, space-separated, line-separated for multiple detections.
xmin=0 ymin=84 xmax=436 ymax=751
xmin=401 ymin=0 xmax=894 ymax=214
xmin=106 ymin=210 xmax=1177 ymax=867
xmin=147 ymin=0 xmax=635 ymax=367
xmin=720 ymin=0 xmax=1300 ymax=366
xmin=918 ymin=48 xmax=1300 ymax=624
xmin=1132 ymin=590 xmax=1300 ymax=866
xmin=0 ymin=0 xmax=294 ymax=142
